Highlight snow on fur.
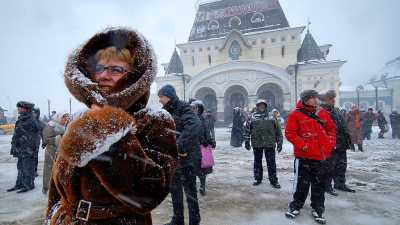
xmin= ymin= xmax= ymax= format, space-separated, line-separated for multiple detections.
xmin=58 ymin=106 xmax=137 ymax=168
xmin=77 ymin=123 xmax=136 ymax=167
xmin=141 ymin=105 xmax=173 ymax=121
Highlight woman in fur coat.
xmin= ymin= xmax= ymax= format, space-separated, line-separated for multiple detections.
xmin=45 ymin=28 xmax=178 ymax=225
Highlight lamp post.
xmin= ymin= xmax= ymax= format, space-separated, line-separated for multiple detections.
xmin=374 ymin=86 xmax=379 ymax=111
xmin=175 ymin=73 xmax=191 ymax=101
xmin=356 ymin=85 xmax=363 ymax=108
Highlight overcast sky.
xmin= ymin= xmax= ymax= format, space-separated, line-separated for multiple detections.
xmin=1 ymin=0 xmax=399 ymax=115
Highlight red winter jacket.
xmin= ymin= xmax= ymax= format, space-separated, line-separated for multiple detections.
xmin=285 ymin=101 xmax=336 ymax=161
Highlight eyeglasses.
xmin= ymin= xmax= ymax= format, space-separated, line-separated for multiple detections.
xmin=94 ymin=64 xmax=131 ymax=75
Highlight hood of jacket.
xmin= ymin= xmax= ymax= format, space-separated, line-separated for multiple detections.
xmin=64 ymin=27 xmax=157 ymax=113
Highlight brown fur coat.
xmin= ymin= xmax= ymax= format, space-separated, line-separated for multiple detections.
xmin=45 ymin=28 xmax=178 ymax=225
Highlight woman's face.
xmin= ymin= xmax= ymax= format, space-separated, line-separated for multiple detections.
xmin=93 ymin=58 xmax=130 ymax=94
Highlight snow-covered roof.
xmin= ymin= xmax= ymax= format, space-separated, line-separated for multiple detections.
xmin=189 ymin=0 xmax=289 ymax=41
xmin=369 ymin=56 xmax=400 ymax=83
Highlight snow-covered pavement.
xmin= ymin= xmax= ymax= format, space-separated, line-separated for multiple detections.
xmin=1 ymin=128 xmax=399 ymax=225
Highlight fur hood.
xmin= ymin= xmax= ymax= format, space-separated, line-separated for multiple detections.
xmin=64 ymin=27 xmax=157 ymax=113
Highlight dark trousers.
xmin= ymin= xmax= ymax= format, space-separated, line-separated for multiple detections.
xmin=16 ymin=156 xmax=35 ymax=189
xmin=392 ymin=126 xmax=400 ymax=139
xmin=253 ymin=147 xmax=278 ymax=184
xmin=290 ymin=158 xmax=326 ymax=214
xmin=325 ymin=150 xmax=348 ymax=188
xmin=34 ymin=153 xmax=39 ymax=174
xmin=324 ymin=152 xmax=337 ymax=190
xmin=363 ymin=126 xmax=372 ymax=140
xmin=198 ymin=174 xmax=206 ymax=191
xmin=170 ymin=167 xmax=200 ymax=225
xmin=333 ymin=151 xmax=347 ymax=187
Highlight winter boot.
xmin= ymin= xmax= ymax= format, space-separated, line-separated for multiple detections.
xmin=7 ymin=185 xmax=22 ymax=192
xmin=285 ymin=207 xmax=300 ymax=219
xmin=358 ymin=144 xmax=363 ymax=152
xmin=16 ymin=187 xmax=34 ymax=193
xmin=350 ymin=144 xmax=355 ymax=151
xmin=164 ymin=218 xmax=184 ymax=225
xmin=336 ymin=184 xmax=356 ymax=193
xmin=253 ymin=180 xmax=262 ymax=186
xmin=271 ymin=181 xmax=281 ymax=189
xmin=311 ymin=210 xmax=326 ymax=224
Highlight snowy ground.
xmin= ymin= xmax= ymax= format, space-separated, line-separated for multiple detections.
xmin=0 ymin=128 xmax=399 ymax=225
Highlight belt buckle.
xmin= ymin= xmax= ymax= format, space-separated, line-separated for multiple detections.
xmin=76 ymin=199 xmax=91 ymax=221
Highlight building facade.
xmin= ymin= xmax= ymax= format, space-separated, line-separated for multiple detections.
xmin=339 ymin=56 xmax=400 ymax=114
xmin=157 ymin=0 xmax=346 ymax=122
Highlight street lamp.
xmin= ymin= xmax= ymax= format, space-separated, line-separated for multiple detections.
xmin=356 ymin=85 xmax=364 ymax=108
xmin=174 ymin=73 xmax=191 ymax=101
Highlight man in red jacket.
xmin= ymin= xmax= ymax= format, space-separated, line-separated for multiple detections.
xmin=284 ymin=90 xmax=336 ymax=224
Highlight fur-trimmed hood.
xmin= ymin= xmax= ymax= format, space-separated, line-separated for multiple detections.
xmin=64 ymin=27 xmax=157 ymax=113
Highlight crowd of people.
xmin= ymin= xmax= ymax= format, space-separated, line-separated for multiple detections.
xmin=2 ymin=27 xmax=399 ymax=225
xmin=227 ymin=89 xmax=400 ymax=224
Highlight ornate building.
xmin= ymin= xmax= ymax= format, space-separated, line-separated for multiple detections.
xmin=157 ymin=0 xmax=346 ymax=122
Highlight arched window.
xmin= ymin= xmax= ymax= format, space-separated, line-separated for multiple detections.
xmin=208 ymin=20 xmax=219 ymax=32
xmin=251 ymin=12 xmax=265 ymax=24
xmin=229 ymin=16 xmax=241 ymax=28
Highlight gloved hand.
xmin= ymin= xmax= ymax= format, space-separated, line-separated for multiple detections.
xmin=9 ymin=146 xmax=17 ymax=157
xmin=211 ymin=141 xmax=216 ymax=149
xmin=276 ymin=143 xmax=282 ymax=153
xmin=245 ymin=141 xmax=251 ymax=151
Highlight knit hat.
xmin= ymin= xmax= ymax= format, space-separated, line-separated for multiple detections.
xmin=319 ymin=90 xmax=336 ymax=101
xmin=300 ymin=90 xmax=319 ymax=103
xmin=16 ymin=101 xmax=35 ymax=111
xmin=158 ymin=85 xmax=177 ymax=99
xmin=256 ymin=99 xmax=268 ymax=107
xmin=190 ymin=100 xmax=205 ymax=114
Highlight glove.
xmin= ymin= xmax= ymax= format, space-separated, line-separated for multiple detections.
xmin=211 ymin=141 xmax=216 ymax=149
xmin=10 ymin=146 xmax=17 ymax=157
xmin=276 ymin=143 xmax=282 ymax=153
xmin=245 ymin=141 xmax=251 ymax=151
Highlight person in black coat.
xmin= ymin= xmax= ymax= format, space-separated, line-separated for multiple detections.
xmin=159 ymin=85 xmax=202 ymax=225
xmin=8 ymin=101 xmax=41 ymax=193
xmin=320 ymin=91 xmax=355 ymax=195
xmin=190 ymin=100 xmax=216 ymax=196
xmin=231 ymin=107 xmax=245 ymax=147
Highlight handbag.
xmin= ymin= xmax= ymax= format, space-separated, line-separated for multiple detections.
xmin=200 ymin=145 xmax=215 ymax=169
